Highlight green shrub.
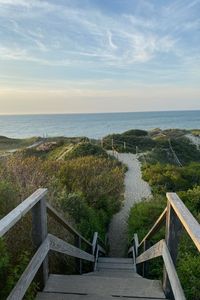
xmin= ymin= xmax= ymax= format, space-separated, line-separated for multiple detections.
xmin=142 ymin=162 xmax=200 ymax=194
xmin=121 ymin=129 xmax=148 ymax=137
xmin=64 ymin=142 xmax=107 ymax=159
xmin=128 ymin=195 xmax=166 ymax=243
xmin=0 ymin=180 xmax=19 ymax=218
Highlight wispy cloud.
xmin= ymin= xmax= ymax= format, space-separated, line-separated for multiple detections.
xmin=0 ymin=0 xmax=199 ymax=90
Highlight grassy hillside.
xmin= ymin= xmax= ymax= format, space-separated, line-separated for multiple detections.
xmin=0 ymin=136 xmax=40 ymax=151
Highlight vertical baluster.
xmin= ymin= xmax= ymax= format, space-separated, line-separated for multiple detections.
xmin=163 ymin=202 xmax=182 ymax=299
xmin=32 ymin=195 xmax=48 ymax=286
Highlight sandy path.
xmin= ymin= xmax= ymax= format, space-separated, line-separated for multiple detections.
xmin=107 ymin=151 xmax=151 ymax=257
xmin=186 ymin=134 xmax=200 ymax=151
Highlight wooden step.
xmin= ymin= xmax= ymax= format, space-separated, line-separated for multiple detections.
xmin=41 ymin=274 xmax=166 ymax=299
xmin=98 ymin=257 xmax=133 ymax=264
xmin=97 ymin=262 xmax=135 ymax=270
xmin=84 ymin=270 xmax=141 ymax=278
xmin=36 ymin=292 xmax=166 ymax=300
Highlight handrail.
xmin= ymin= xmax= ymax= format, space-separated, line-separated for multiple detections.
xmin=49 ymin=234 xmax=94 ymax=262
xmin=7 ymin=234 xmax=95 ymax=300
xmin=167 ymin=192 xmax=200 ymax=251
xmin=129 ymin=192 xmax=200 ymax=300
xmin=132 ymin=240 xmax=186 ymax=300
xmin=139 ymin=207 xmax=167 ymax=248
xmin=7 ymin=237 xmax=50 ymax=300
xmin=1 ymin=188 xmax=102 ymax=300
xmin=47 ymin=203 xmax=92 ymax=247
xmin=0 ymin=188 xmax=47 ymax=237
xmin=136 ymin=240 xmax=164 ymax=264
xmin=162 ymin=241 xmax=185 ymax=300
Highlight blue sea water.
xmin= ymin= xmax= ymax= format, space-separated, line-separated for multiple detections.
xmin=0 ymin=110 xmax=199 ymax=139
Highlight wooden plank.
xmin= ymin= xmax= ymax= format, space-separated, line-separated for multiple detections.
xmin=44 ymin=274 xmax=166 ymax=299
xmin=97 ymin=262 xmax=134 ymax=270
xmin=7 ymin=237 xmax=50 ymax=300
xmin=128 ymin=246 xmax=136 ymax=265
xmin=32 ymin=195 xmax=48 ymax=285
xmin=46 ymin=203 xmax=92 ymax=247
xmin=162 ymin=241 xmax=186 ymax=300
xmin=49 ymin=234 xmax=94 ymax=262
xmin=167 ymin=193 xmax=200 ymax=252
xmin=94 ymin=244 xmax=99 ymax=271
xmin=142 ymin=239 xmax=150 ymax=277
xmin=36 ymin=292 xmax=167 ymax=300
xmin=139 ymin=207 xmax=167 ymax=248
xmin=134 ymin=233 xmax=139 ymax=256
xmin=0 ymin=188 xmax=47 ymax=237
xmin=136 ymin=240 xmax=164 ymax=265
xmin=163 ymin=201 xmax=182 ymax=298
xmin=75 ymin=236 xmax=82 ymax=274
xmin=92 ymin=232 xmax=98 ymax=254
xmin=98 ymin=258 xmax=133 ymax=264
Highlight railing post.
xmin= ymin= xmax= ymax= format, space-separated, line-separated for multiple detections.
xmin=142 ymin=240 xmax=150 ymax=277
xmin=32 ymin=195 xmax=48 ymax=286
xmin=163 ymin=201 xmax=182 ymax=299
xmin=75 ymin=236 xmax=82 ymax=274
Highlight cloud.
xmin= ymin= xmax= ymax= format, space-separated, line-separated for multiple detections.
xmin=0 ymin=0 xmax=179 ymax=68
xmin=0 ymin=0 xmax=199 ymax=97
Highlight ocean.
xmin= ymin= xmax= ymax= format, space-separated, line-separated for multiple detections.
xmin=0 ymin=110 xmax=199 ymax=139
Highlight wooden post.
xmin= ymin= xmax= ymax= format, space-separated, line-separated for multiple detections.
xmin=75 ymin=236 xmax=82 ymax=274
xmin=163 ymin=202 xmax=182 ymax=299
xmin=142 ymin=240 xmax=150 ymax=277
xmin=32 ymin=195 xmax=48 ymax=286
xmin=111 ymin=138 xmax=114 ymax=148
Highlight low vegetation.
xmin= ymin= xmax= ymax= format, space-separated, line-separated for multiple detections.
xmin=0 ymin=136 xmax=40 ymax=151
xmin=0 ymin=139 xmax=125 ymax=299
xmin=103 ymin=128 xmax=200 ymax=165
xmin=127 ymin=129 xmax=200 ymax=300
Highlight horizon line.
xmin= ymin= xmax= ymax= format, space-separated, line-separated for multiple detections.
xmin=0 ymin=108 xmax=200 ymax=116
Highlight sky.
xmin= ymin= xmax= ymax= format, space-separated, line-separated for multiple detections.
xmin=0 ymin=0 xmax=200 ymax=114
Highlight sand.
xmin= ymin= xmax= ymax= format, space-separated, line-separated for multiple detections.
xmin=107 ymin=151 xmax=151 ymax=257
xmin=186 ymin=134 xmax=200 ymax=151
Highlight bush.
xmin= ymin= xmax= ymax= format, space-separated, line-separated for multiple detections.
xmin=142 ymin=162 xmax=200 ymax=194
xmin=0 ymin=151 xmax=125 ymax=298
xmin=60 ymin=192 xmax=107 ymax=238
xmin=0 ymin=180 xmax=19 ymax=218
xmin=64 ymin=142 xmax=107 ymax=159
xmin=58 ymin=156 xmax=124 ymax=214
xmin=128 ymin=196 xmax=166 ymax=243
xmin=122 ymin=129 xmax=148 ymax=137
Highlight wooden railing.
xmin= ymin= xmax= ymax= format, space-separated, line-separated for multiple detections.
xmin=129 ymin=192 xmax=200 ymax=300
xmin=0 ymin=188 xmax=106 ymax=300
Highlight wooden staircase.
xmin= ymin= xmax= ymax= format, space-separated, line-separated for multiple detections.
xmin=36 ymin=257 xmax=166 ymax=300
xmin=1 ymin=189 xmax=200 ymax=300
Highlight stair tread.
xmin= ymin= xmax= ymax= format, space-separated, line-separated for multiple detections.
xmin=84 ymin=270 xmax=141 ymax=278
xmin=36 ymin=292 xmax=166 ymax=300
xmin=98 ymin=257 xmax=133 ymax=264
xmin=97 ymin=262 xmax=135 ymax=270
xmin=43 ymin=274 xmax=166 ymax=298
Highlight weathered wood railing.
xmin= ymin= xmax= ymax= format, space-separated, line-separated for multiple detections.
xmin=0 ymin=188 xmax=106 ymax=300
xmin=128 ymin=192 xmax=200 ymax=300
